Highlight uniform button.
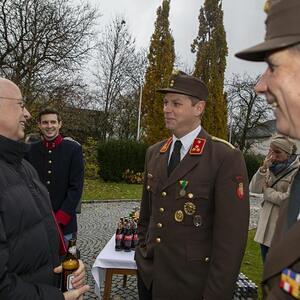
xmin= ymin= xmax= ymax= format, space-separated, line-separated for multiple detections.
xmin=159 ymin=207 xmax=165 ymax=213
xmin=48 ymin=160 xmax=52 ymax=164
xmin=204 ymin=257 xmax=210 ymax=263
xmin=157 ymin=223 xmax=163 ymax=228
xmin=147 ymin=185 xmax=151 ymax=190
xmin=46 ymin=181 xmax=51 ymax=185
xmin=161 ymin=191 xmax=167 ymax=197
xmin=48 ymin=150 xmax=52 ymax=154
xmin=48 ymin=170 xmax=52 ymax=174
xmin=156 ymin=237 xmax=161 ymax=243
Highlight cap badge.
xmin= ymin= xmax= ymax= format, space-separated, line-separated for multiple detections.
xmin=189 ymin=138 xmax=206 ymax=155
xmin=160 ymin=137 xmax=173 ymax=153
xmin=264 ymin=0 xmax=270 ymax=13
xmin=171 ymin=69 xmax=180 ymax=76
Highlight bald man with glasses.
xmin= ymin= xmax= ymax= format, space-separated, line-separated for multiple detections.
xmin=0 ymin=78 xmax=89 ymax=300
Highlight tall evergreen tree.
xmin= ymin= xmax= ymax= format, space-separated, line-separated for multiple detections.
xmin=191 ymin=0 xmax=228 ymax=139
xmin=142 ymin=0 xmax=175 ymax=144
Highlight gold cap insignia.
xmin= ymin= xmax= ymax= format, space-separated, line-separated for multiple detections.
xmin=264 ymin=0 xmax=270 ymax=13
xmin=171 ymin=69 xmax=180 ymax=76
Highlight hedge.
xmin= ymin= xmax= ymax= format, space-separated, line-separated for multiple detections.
xmin=244 ymin=153 xmax=264 ymax=181
xmin=97 ymin=140 xmax=148 ymax=182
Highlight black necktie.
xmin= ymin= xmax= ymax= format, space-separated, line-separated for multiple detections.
xmin=287 ymin=170 xmax=300 ymax=229
xmin=168 ymin=140 xmax=182 ymax=176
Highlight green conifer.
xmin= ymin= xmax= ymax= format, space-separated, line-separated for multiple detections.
xmin=142 ymin=0 xmax=175 ymax=144
xmin=191 ymin=0 xmax=228 ymax=139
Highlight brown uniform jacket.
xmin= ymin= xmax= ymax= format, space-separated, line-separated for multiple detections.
xmin=263 ymin=171 xmax=300 ymax=299
xmin=135 ymin=129 xmax=249 ymax=300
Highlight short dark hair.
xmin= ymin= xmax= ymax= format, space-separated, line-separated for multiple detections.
xmin=38 ymin=107 xmax=61 ymax=122
xmin=187 ymin=95 xmax=201 ymax=106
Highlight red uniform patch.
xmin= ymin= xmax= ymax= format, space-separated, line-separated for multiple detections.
xmin=236 ymin=176 xmax=244 ymax=200
xmin=189 ymin=138 xmax=206 ymax=155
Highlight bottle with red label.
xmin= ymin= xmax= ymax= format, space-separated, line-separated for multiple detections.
xmin=131 ymin=221 xmax=138 ymax=249
xmin=123 ymin=221 xmax=133 ymax=252
xmin=115 ymin=218 xmax=124 ymax=251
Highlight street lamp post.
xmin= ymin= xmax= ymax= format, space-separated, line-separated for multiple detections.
xmin=136 ymin=85 xmax=143 ymax=141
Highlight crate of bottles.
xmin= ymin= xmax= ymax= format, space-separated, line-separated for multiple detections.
xmin=233 ymin=273 xmax=258 ymax=299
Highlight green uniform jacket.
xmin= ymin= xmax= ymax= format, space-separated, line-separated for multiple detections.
xmin=135 ymin=129 xmax=250 ymax=300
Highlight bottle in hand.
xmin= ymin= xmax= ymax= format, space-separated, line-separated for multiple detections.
xmin=61 ymin=239 xmax=79 ymax=292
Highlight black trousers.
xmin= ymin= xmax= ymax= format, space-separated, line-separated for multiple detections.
xmin=137 ymin=272 xmax=152 ymax=300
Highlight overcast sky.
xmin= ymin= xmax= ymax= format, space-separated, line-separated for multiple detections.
xmin=84 ymin=0 xmax=268 ymax=80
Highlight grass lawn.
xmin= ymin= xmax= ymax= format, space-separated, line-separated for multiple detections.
xmin=83 ymin=179 xmax=143 ymax=200
xmin=241 ymin=229 xmax=263 ymax=299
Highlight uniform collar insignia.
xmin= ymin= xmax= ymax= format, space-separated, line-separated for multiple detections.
xmin=42 ymin=134 xmax=63 ymax=150
xmin=189 ymin=138 xmax=206 ymax=155
xmin=160 ymin=137 xmax=173 ymax=153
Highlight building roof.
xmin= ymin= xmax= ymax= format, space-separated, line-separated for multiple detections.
xmin=246 ymin=119 xmax=276 ymax=139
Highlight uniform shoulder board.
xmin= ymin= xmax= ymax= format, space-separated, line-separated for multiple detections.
xmin=212 ymin=136 xmax=235 ymax=149
xmin=64 ymin=136 xmax=81 ymax=146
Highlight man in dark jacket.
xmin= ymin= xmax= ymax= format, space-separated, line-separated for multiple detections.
xmin=135 ymin=71 xmax=250 ymax=300
xmin=0 ymin=77 xmax=89 ymax=299
xmin=26 ymin=108 xmax=84 ymax=241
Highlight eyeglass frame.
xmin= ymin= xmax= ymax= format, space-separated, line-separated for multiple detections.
xmin=0 ymin=96 xmax=26 ymax=110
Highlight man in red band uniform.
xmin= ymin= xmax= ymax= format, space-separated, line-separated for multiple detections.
xmin=26 ymin=108 xmax=84 ymax=242
xmin=135 ymin=71 xmax=250 ymax=300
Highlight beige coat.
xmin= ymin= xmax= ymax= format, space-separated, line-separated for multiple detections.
xmin=250 ymin=157 xmax=300 ymax=247
xmin=135 ymin=130 xmax=249 ymax=300
xmin=263 ymin=177 xmax=300 ymax=299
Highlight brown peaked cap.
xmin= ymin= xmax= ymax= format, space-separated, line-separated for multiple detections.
xmin=236 ymin=0 xmax=300 ymax=61
xmin=157 ymin=71 xmax=208 ymax=101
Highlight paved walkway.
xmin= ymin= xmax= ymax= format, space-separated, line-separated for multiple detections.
xmin=77 ymin=197 xmax=262 ymax=300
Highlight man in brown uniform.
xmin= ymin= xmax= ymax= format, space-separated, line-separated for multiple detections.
xmin=135 ymin=71 xmax=249 ymax=300
xmin=236 ymin=0 xmax=300 ymax=298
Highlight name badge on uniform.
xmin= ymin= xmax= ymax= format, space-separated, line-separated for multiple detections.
xmin=279 ymin=268 xmax=300 ymax=299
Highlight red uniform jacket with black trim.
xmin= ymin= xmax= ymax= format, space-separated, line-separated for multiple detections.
xmin=135 ymin=129 xmax=249 ymax=300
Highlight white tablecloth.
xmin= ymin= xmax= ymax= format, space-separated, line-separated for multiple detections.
xmin=91 ymin=234 xmax=137 ymax=299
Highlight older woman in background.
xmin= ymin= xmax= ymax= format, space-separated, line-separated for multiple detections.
xmin=250 ymin=134 xmax=300 ymax=262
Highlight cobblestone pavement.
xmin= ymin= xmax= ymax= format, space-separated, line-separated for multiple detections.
xmin=77 ymin=197 xmax=262 ymax=300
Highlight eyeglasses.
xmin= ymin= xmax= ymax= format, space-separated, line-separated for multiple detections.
xmin=0 ymin=96 xmax=26 ymax=110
